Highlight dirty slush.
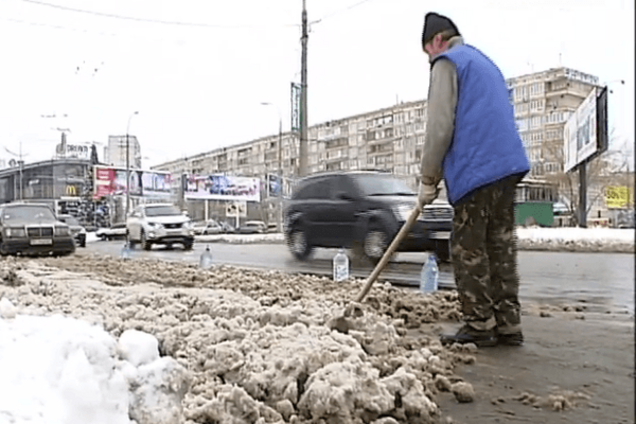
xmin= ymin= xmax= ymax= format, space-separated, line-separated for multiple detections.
xmin=0 ymin=252 xmax=614 ymax=423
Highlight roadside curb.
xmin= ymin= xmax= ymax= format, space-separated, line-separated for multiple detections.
xmin=193 ymin=235 xmax=634 ymax=253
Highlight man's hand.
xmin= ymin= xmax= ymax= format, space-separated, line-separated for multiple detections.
xmin=418 ymin=182 xmax=438 ymax=207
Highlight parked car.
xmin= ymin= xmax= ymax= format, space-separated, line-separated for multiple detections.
xmin=193 ymin=220 xmax=223 ymax=235
xmin=218 ymin=222 xmax=236 ymax=234
xmin=56 ymin=214 xmax=87 ymax=247
xmin=237 ymin=220 xmax=267 ymax=234
xmin=283 ymin=171 xmax=453 ymax=263
xmin=96 ymin=223 xmax=127 ymax=241
xmin=267 ymin=223 xmax=279 ymax=233
xmin=0 ymin=203 xmax=75 ymax=256
xmin=126 ymin=203 xmax=195 ymax=251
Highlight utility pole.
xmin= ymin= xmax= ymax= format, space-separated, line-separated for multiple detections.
xmin=298 ymin=0 xmax=309 ymax=177
xmin=260 ymin=102 xmax=284 ymax=232
xmin=125 ymin=111 xmax=139 ymax=221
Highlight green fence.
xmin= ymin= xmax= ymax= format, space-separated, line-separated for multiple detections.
xmin=514 ymin=201 xmax=554 ymax=227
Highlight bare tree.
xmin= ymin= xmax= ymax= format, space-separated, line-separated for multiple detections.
xmin=542 ymin=129 xmax=626 ymax=226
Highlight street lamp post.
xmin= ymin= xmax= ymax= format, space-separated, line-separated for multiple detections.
xmin=125 ymin=111 xmax=139 ymax=221
xmin=260 ymin=102 xmax=283 ymax=233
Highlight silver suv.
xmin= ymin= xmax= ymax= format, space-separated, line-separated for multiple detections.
xmin=126 ymin=203 xmax=195 ymax=250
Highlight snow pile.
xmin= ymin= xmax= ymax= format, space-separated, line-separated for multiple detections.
xmin=0 ymin=257 xmax=468 ymax=424
xmin=516 ymin=227 xmax=634 ymax=253
xmin=195 ymin=227 xmax=634 ymax=253
xmin=196 ymin=233 xmax=284 ymax=244
xmin=0 ymin=298 xmax=191 ymax=424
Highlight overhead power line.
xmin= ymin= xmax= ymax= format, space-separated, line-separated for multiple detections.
xmin=311 ymin=0 xmax=376 ymax=25
xmin=20 ymin=0 xmax=299 ymax=29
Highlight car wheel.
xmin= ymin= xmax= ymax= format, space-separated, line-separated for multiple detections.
xmin=287 ymin=226 xmax=313 ymax=260
xmin=363 ymin=226 xmax=393 ymax=265
xmin=140 ymin=230 xmax=151 ymax=251
xmin=183 ymin=240 xmax=194 ymax=251
xmin=80 ymin=240 xmax=86 ymax=248
xmin=100 ymin=234 xmax=107 ymax=241
xmin=0 ymin=242 xmax=8 ymax=256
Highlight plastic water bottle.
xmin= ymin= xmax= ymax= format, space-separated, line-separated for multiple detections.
xmin=120 ymin=242 xmax=131 ymax=260
xmin=333 ymin=248 xmax=350 ymax=282
xmin=200 ymin=245 xmax=213 ymax=269
xmin=420 ymin=253 xmax=439 ymax=293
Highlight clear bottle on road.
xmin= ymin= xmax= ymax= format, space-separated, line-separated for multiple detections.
xmin=200 ymin=245 xmax=213 ymax=269
xmin=121 ymin=241 xmax=131 ymax=260
xmin=420 ymin=253 xmax=439 ymax=293
xmin=333 ymin=248 xmax=350 ymax=282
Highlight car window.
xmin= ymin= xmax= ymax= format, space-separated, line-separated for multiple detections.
xmin=145 ymin=205 xmax=181 ymax=217
xmin=293 ymin=178 xmax=332 ymax=200
xmin=60 ymin=216 xmax=80 ymax=226
xmin=3 ymin=206 xmax=55 ymax=221
xmin=351 ymin=174 xmax=414 ymax=196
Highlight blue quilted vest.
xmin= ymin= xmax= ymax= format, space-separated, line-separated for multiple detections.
xmin=433 ymin=44 xmax=530 ymax=205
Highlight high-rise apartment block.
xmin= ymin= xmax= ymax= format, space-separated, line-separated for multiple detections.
xmin=104 ymin=135 xmax=142 ymax=169
xmin=153 ymin=67 xmax=600 ymax=190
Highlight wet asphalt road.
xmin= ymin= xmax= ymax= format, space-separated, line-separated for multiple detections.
xmin=84 ymin=239 xmax=634 ymax=315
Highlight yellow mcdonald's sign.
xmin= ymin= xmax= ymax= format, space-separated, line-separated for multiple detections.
xmin=65 ymin=185 xmax=77 ymax=196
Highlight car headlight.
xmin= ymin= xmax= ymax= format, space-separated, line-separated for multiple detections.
xmin=55 ymin=226 xmax=70 ymax=236
xmin=392 ymin=204 xmax=415 ymax=221
xmin=183 ymin=221 xmax=193 ymax=229
xmin=5 ymin=227 xmax=26 ymax=238
xmin=148 ymin=222 xmax=164 ymax=229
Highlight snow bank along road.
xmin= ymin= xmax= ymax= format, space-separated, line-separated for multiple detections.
xmin=190 ymin=228 xmax=635 ymax=253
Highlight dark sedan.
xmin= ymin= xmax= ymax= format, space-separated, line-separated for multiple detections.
xmin=0 ymin=203 xmax=75 ymax=256
xmin=57 ymin=214 xmax=87 ymax=247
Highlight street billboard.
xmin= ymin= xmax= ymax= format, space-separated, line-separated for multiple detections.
xmin=184 ymin=174 xmax=261 ymax=202
xmin=93 ymin=166 xmax=171 ymax=199
xmin=605 ymin=186 xmax=633 ymax=209
xmin=564 ymin=86 xmax=609 ymax=173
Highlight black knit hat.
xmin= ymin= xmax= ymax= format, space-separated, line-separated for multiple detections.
xmin=422 ymin=12 xmax=460 ymax=46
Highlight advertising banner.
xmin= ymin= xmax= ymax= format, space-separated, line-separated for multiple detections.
xmin=267 ymin=174 xmax=281 ymax=197
xmin=564 ymin=88 xmax=598 ymax=173
xmin=93 ymin=166 xmax=170 ymax=199
xmin=141 ymin=171 xmax=172 ymax=197
xmin=605 ymin=186 xmax=633 ymax=209
xmin=184 ymin=174 xmax=261 ymax=202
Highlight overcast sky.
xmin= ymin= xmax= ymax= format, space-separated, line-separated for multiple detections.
xmin=0 ymin=0 xmax=633 ymax=169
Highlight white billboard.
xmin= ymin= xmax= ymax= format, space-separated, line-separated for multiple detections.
xmin=564 ymin=88 xmax=598 ymax=173
xmin=184 ymin=174 xmax=261 ymax=202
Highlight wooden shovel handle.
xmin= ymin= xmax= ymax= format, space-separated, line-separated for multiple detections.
xmin=354 ymin=205 xmax=422 ymax=303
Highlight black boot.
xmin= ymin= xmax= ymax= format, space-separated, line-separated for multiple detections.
xmin=497 ymin=330 xmax=524 ymax=346
xmin=440 ymin=324 xmax=498 ymax=347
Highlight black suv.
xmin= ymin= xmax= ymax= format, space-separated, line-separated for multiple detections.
xmin=283 ymin=171 xmax=453 ymax=263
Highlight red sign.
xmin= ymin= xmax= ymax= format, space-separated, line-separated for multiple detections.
xmin=94 ymin=167 xmax=115 ymax=199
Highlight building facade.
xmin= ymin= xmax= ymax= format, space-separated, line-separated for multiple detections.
xmin=104 ymin=135 xmax=142 ymax=169
xmin=506 ymin=67 xmax=600 ymax=177
xmin=154 ymin=67 xmax=622 ymax=221
xmin=153 ymin=99 xmax=428 ymax=190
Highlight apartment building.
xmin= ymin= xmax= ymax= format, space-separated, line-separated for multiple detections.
xmin=104 ymin=135 xmax=142 ymax=169
xmin=506 ymin=67 xmax=600 ymax=177
xmin=153 ymin=99 xmax=429 ymax=190
xmin=154 ymin=67 xmax=600 ymax=194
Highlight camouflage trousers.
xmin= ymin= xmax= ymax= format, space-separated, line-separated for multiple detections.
xmin=451 ymin=175 xmax=523 ymax=334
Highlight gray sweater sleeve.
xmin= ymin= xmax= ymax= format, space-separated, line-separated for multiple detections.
xmin=419 ymin=58 xmax=458 ymax=187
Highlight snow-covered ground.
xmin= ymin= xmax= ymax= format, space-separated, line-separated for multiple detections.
xmin=196 ymin=233 xmax=285 ymax=244
xmin=194 ymin=228 xmax=634 ymax=253
xmin=86 ymin=227 xmax=633 ymax=253
xmin=0 ymin=298 xmax=191 ymax=424
xmin=516 ymin=227 xmax=634 ymax=253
